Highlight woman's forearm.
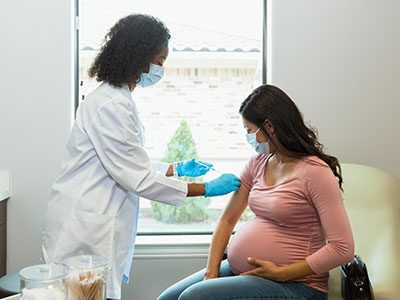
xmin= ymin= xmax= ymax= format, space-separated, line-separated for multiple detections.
xmin=206 ymin=219 xmax=235 ymax=271
xmin=206 ymin=187 xmax=249 ymax=273
xmin=277 ymin=259 xmax=316 ymax=282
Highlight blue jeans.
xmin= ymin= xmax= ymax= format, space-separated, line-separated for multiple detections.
xmin=157 ymin=260 xmax=327 ymax=300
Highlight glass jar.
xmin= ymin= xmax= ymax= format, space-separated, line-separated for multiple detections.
xmin=19 ymin=264 xmax=69 ymax=300
xmin=63 ymin=255 xmax=108 ymax=300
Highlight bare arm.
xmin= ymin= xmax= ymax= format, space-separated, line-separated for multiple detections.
xmin=278 ymin=260 xmax=315 ymax=281
xmin=165 ymin=164 xmax=174 ymax=177
xmin=187 ymin=183 xmax=206 ymax=196
xmin=204 ymin=184 xmax=250 ymax=279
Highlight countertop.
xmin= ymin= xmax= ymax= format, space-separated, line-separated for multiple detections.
xmin=0 ymin=170 xmax=11 ymax=202
xmin=2 ymin=295 xmax=19 ymax=300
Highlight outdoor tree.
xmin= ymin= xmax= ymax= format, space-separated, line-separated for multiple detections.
xmin=151 ymin=120 xmax=210 ymax=223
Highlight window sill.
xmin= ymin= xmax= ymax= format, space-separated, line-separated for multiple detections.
xmin=134 ymin=235 xmax=213 ymax=259
xmin=0 ymin=170 xmax=11 ymax=202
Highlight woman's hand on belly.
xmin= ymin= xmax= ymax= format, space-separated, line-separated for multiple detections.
xmin=241 ymin=257 xmax=316 ymax=282
xmin=240 ymin=257 xmax=285 ymax=281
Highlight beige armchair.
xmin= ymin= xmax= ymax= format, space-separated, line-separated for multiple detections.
xmin=328 ymin=163 xmax=400 ymax=300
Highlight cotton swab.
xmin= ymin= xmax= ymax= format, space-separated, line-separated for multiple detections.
xmin=69 ymin=269 xmax=105 ymax=300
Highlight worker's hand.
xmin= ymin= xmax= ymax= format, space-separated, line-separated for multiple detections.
xmin=204 ymin=173 xmax=241 ymax=197
xmin=240 ymin=257 xmax=284 ymax=281
xmin=176 ymin=159 xmax=213 ymax=177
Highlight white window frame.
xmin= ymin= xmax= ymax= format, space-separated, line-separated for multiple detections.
xmin=73 ymin=0 xmax=270 ymax=242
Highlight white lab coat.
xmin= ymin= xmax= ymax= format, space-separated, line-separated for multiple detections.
xmin=42 ymin=82 xmax=187 ymax=299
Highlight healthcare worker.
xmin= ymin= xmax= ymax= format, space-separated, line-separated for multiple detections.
xmin=42 ymin=14 xmax=241 ymax=300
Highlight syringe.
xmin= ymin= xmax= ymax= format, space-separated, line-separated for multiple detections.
xmin=197 ymin=161 xmax=223 ymax=174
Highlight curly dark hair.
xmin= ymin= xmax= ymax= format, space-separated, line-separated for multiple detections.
xmin=239 ymin=85 xmax=343 ymax=190
xmin=88 ymin=14 xmax=171 ymax=87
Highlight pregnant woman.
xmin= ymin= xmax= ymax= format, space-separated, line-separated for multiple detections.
xmin=157 ymin=85 xmax=354 ymax=300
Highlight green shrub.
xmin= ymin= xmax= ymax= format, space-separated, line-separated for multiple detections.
xmin=151 ymin=120 xmax=210 ymax=223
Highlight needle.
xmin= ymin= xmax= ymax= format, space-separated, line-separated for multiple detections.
xmin=197 ymin=161 xmax=222 ymax=174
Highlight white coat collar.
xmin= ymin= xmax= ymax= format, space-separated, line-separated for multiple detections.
xmin=120 ymin=83 xmax=133 ymax=99
xmin=100 ymin=81 xmax=132 ymax=100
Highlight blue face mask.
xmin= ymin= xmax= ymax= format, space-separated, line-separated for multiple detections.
xmin=246 ymin=128 xmax=269 ymax=154
xmin=138 ymin=63 xmax=164 ymax=87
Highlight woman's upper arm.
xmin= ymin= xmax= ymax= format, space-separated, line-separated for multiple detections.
xmin=218 ymin=156 xmax=256 ymax=225
xmin=220 ymin=184 xmax=250 ymax=225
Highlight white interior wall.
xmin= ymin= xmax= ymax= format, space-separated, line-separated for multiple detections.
xmin=0 ymin=0 xmax=399 ymax=299
xmin=0 ymin=0 xmax=74 ymax=272
xmin=270 ymin=0 xmax=400 ymax=180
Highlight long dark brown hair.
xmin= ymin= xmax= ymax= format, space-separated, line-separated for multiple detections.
xmin=239 ymin=85 xmax=343 ymax=189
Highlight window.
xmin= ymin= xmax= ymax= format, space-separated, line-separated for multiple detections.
xmin=78 ymin=0 xmax=266 ymax=234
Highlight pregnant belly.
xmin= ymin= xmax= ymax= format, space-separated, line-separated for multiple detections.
xmin=227 ymin=217 xmax=309 ymax=275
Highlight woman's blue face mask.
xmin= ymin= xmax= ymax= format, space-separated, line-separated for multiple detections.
xmin=246 ymin=128 xmax=269 ymax=154
xmin=138 ymin=63 xmax=164 ymax=87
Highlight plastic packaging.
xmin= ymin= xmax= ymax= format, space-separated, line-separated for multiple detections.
xmin=19 ymin=264 xmax=69 ymax=300
xmin=63 ymin=255 xmax=108 ymax=300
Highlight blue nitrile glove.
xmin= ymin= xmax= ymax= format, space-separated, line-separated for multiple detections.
xmin=176 ymin=159 xmax=213 ymax=177
xmin=204 ymin=173 xmax=241 ymax=197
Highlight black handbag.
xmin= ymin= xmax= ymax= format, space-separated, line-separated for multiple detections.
xmin=341 ymin=255 xmax=374 ymax=300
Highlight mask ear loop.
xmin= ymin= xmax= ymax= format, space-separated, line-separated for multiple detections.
xmin=261 ymin=119 xmax=277 ymax=153
xmin=261 ymin=119 xmax=272 ymax=138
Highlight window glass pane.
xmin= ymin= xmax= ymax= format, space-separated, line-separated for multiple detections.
xmin=80 ymin=0 xmax=263 ymax=234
